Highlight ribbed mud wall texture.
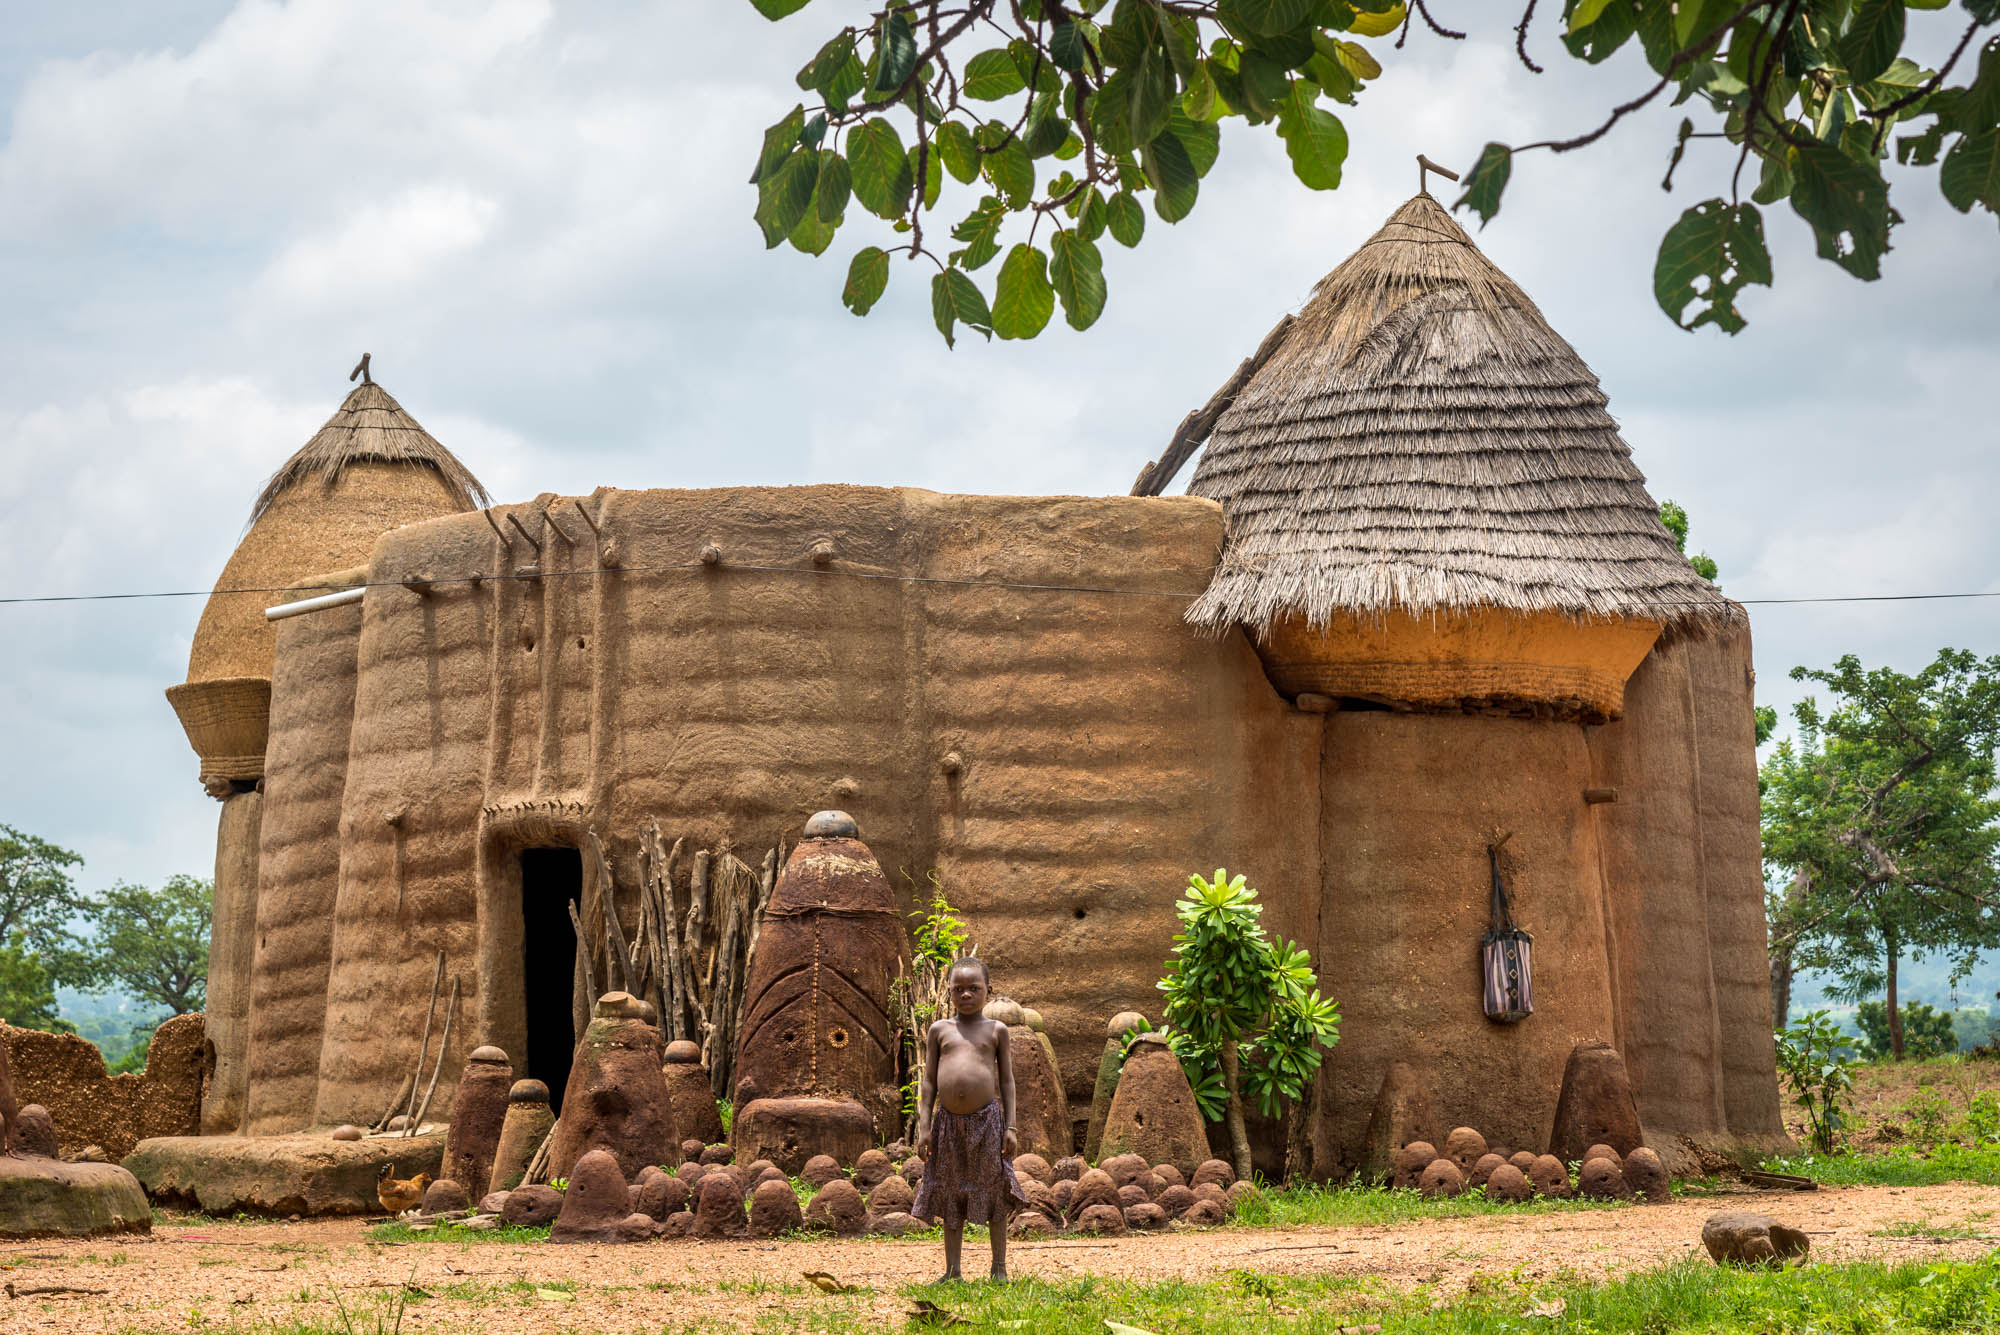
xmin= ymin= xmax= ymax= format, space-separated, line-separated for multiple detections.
xmin=241 ymin=600 xmax=362 ymax=1133
xmin=0 ymin=1016 xmax=204 ymax=1160
xmin=1311 ymin=715 xmax=1617 ymax=1174
xmin=301 ymin=486 xmax=1318 ymax=1127
xmin=1586 ymin=628 xmax=1786 ymax=1152
xmin=202 ymin=789 xmax=263 ymax=1135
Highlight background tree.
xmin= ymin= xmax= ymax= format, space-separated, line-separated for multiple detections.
xmin=1762 ymin=649 xmax=2000 ymax=1056
xmin=1158 ymin=868 xmax=1340 ymax=1181
xmin=0 ymin=825 xmax=89 ymax=1022
xmin=80 ymin=875 xmax=212 ymax=1027
xmin=1854 ymin=998 xmax=1959 ymax=1058
xmin=0 ymin=931 xmax=69 ymax=1031
xmin=745 ymin=1 xmax=2000 ymax=344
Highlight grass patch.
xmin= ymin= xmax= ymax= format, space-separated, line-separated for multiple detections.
xmin=366 ymin=1219 xmax=551 ymax=1244
xmin=1229 ymin=1179 xmax=1635 ymax=1229
xmin=1762 ymin=1144 xmax=2000 ymax=1187
xmin=1874 ymin=1218 xmax=1994 ymax=1241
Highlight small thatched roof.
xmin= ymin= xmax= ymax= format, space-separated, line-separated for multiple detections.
xmin=251 ymin=380 xmax=488 ymax=524
xmin=1185 ymin=193 xmax=1740 ymax=641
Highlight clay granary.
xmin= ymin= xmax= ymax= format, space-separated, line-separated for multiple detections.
xmin=170 ymin=195 xmax=1786 ymax=1175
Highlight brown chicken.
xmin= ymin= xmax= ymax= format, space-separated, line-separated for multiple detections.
xmin=376 ymin=1164 xmax=431 ymax=1214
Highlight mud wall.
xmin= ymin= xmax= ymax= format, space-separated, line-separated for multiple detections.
xmin=1311 ymin=714 xmax=1619 ymax=1173
xmin=0 ymin=1015 xmax=204 ymax=1161
xmin=240 ymin=596 xmax=362 ymax=1133
xmin=297 ymin=486 xmax=1318 ymax=1128
xmin=201 ymin=788 xmax=263 ymax=1134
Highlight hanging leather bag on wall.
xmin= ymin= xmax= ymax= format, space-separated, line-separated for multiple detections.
xmin=1481 ymin=840 xmax=1534 ymax=1022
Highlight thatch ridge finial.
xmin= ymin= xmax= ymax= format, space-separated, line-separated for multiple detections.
xmin=1416 ymin=154 xmax=1460 ymax=196
xmin=349 ymin=352 xmax=372 ymax=385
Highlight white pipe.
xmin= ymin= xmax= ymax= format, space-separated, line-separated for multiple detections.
xmin=264 ymin=585 xmax=365 ymax=622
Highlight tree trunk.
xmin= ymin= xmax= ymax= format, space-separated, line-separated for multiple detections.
xmin=1283 ymin=1073 xmax=1316 ymax=1185
xmin=1769 ymin=947 xmax=1794 ymax=1032
xmin=1220 ymin=1038 xmax=1252 ymax=1183
xmin=1884 ymin=919 xmax=1904 ymax=1060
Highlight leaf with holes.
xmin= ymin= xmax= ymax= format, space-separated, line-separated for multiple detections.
xmin=1787 ymin=139 xmax=1892 ymax=278
xmin=848 ymin=118 xmax=913 ymax=220
xmin=931 ymin=270 xmax=992 ymax=348
xmin=842 ymin=247 xmax=890 ymax=316
xmin=1454 ymin=142 xmax=1512 ymax=225
xmin=1654 ymin=199 xmax=1771 ymax=333
xmin=1049 ymin=230 xmax=1108 ymax=331
xmin=992 ymin=243 xmax=1056 ymax=339
xmin=982 ymin=134 xmax=1034 ymax=207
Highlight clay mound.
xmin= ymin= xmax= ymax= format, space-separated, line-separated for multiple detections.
xmin=1008 ymin=1023 xmax=1072 ymax=1158
xmin=660 ymin=1210 xmax=693 ymax=1238
xmin=331 ymin=1126 xmax=363 ymax=1142
xmin=1050 ymin=1179 xmax=1078 ymax=1216
xmin=1583 ymin=1143 xmax=1622 ymax=1165
xmin=1012 ymin=1153 xmax=1053 ymax=1186
xmin=1116 ymin=1184 xmax=1150 ymax=1209
xmin=1418 ymin=1159 xmax=1464 ymax=1198
xmin=853 ymin=1149 xmax=895 ymax=1192
xmin=693 ymin=1174 xmax=749 ymax=1238
xmin=1359 ymin=1061 xmax=1440 ymax=1184
xmin=17 ymin=1106 xmax=58 ymax=1159
xmin=633 ymin=1167 xmax=687 ymax=1221
xmin=1008 ymin=1210 xmax=1058 ymax=1238
xmin=902 ymin=1157 xmax=925 ymax=1188
xmin=749 ymin=1178 xmax=804 ymax=1236
xmin=1507 ymin=1150 xmax=1538 ymax=1173
xmin=1052 ymin=1155 xmax=1086 ymax=1181
xmin=800 ymin=1155 xmax=843 ymax=1187
xmin=1182 ymin=1198 xmax=1225 ymax=1226
xmin=680 ymin=1138 xmax=706 ymax=1162
xmin=1101 ymin=1153 xmax=1150 ymax=1188
xmin=502 ymin=1185 xmax=561 ymax=1227
xmin=1624 ymin=1147 xmax=1670 ymax=1203
xmin=551 ymin=1150 xmax=634 ymax=1243
xmin=1485 ymin=1164 xmax=1531 ymax=1202
xmin=1134 ymin=1169 xmax=1164 ymax=1200
xmin=1151 ymin=1164 xmax=1185 ymax=1189
xmin=868 ymin=1174 xmax=914 ymax=1216
xmin=421 ymin=1179 xmax=468 ymax=1215
xmin=1074 ymin=1202 xmax=1127 ymax=1235
xmin=700 ymin=1144 xmax=735 ymax=1165
xmin=1070 ymin=1168 xmax=1120 ymax=1217
xmin=870 ymin=1211 xmax=925 ymax=1235
xmin=1125 ymin=1201 xmax=1168 ymax=1230
xmin=1443 ymin=1127 xmax=1487 ymax=1171
xmin=478 ymin=1191 xmax=509 ymax=1215
xmin=1098 ymin=1037 xmax=1208 ymax=1176
xmin=1578 ymin=1157 xmax=1632 ymax=1201
xmin=440 ymin=1048 xmax=512 ymax=1203
xmin=804 ymin=1179 xmax=867 ymax=1235
xmin=1549 ymin=1042 xmax=1646 ymax=1166
xmin=1528 ymin=1155 xmax=1571 ymax=1198
xmin=1392 ymin=1142 xmax=1434 ymax=1190
xmin=661 ymin=1062 xmax=726 ymax=1147
xmin=679 ymin=1162 xmax=709 ymax=1186
xmin=1156 ymin=1184 xmax=1195 ymax=1219
xmin=1468 ymin=1153 xmax=1507 ymax=1190
xmin=1225 ymin=1181 xmax=1258 ymax=1213
xmin=1190 ymin=1159 xmax=1235 ymax=1190
xmin=549 ymin=1006 xmax=675 ymax=1181
xmin=1191 ymin=1183 xmax=1228 ymax=1213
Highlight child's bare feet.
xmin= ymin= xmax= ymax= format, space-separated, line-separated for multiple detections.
xmin=932 ymin=1270 xmax=961 ymax=1285
xmin=988 ymin=1265 xmax=1009 ymax=1283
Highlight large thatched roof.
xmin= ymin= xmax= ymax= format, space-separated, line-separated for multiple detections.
xmin=251 ymin=380 xmax=488 ymax=524
xmin=1185 ymin=193 xmax=1740 ymax=641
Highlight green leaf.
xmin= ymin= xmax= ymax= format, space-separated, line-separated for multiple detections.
xmin=787 ymin=187 xmax=841 ymax=256
xmin=749 ymin=0 xmax=812 ymax=17
xmin=913 ymin=141 xmax=943 ymax=208
xmin=1788 ymin=138 xmax=1893 ymax=277
xmin=1240 ymin=50 xmax=1291 ymax=120
xmin=1568 ymin=0 xmax=1617 ymax=33
xmin=870 ymin=10 xmax=917 ymax=94
xmin=754 ymin=147 xmax=819 ymax=248
xmin=1940 ymin=128 xmax=2000 ymax=215
xmin=796 ymin=32 xmax=854 ymax=93
xmin=992 ymin=243 xmax=1055 ymax=339
xmin=847 ymin=118 xmax=913 ymax=220
xmin=814 ymin=150 xmax=851 ymax=223
xmin=1231 ymin=0 xmax=1315 ymax=37
xmin=1653 ymin=199 xmax=1771 ymax=333
xmin=1839 ymin=0 xmax=1906 ymax=88
xmin=842 ymin=247 xmax=889 ymax=316
xmin=1939 ymin=37 xmax=2000 ymax=136
xmin=1050 ymin=17 xmax=1093 ymax=71
xmin=936 ymin=121 xmax=980 ymax=184
xmin=982 ymin=134 xmax=1035 ymax=206
xmin=751 ymin=105 xmax=805 ymax=185
xmin=1107 ymin=191 xmax=1146 ymax=246
xmin=1141 ymin=132 xmax=1200 ymax=221
xmin=1049 ymin=230 xmax=1108 ymax=330
xmin=963 ymin=49 xmax=1027 ymax=100
xmin=1169 ymin=108 xmax=1222 ymax=177
xmin=1278 ymin=84 xmax=1348 ymax=190
xmin=949 ymin=197 xmax=1007 ymax=270
xmin=1347 ymin=6 xmax=1406 ymax=37
xmin=1453 ymin=142 xmax=1512 ymax=226
xmin=1129 ymin=43 xmax=1175 ymax=146
xmin=931 ymin=269 xmax=992 ymax=348
xmin=1074 ymin=187 xmax=1109 ymax=242
xmin=1752 ymin=151 xmax=1795 ymax=203
xmin=1563 ymin=0 xmax=1636 ymax=62
xmin=1334 ymin=39 xmax=1382 ymax=80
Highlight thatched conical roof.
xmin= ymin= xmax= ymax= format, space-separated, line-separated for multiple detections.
xmin=1185 ymin=193 xmax=1739 ymax=641
xmin=250 ymin=380 xmax=488 ymax=524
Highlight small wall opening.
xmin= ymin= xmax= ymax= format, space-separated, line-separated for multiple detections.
xmin=520 ymin=846 xmax=582 ymax=1112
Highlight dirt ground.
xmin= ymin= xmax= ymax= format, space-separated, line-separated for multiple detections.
xmin=5 ymin=1183 xmax=1997 ymax=1334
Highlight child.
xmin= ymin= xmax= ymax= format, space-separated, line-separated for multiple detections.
xmin=911 ymin=957 xmax=1026 ymax=1282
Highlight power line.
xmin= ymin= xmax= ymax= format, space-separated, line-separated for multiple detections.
xmin=0 ymin=560 xmax=1994 ymax=609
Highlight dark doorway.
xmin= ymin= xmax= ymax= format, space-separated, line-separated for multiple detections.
xmin=520 ymin=846 xmax=583 ymax=1113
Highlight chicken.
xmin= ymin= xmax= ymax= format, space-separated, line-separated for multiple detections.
xmin=376 ymin=1164 xmax=431 ymax=1215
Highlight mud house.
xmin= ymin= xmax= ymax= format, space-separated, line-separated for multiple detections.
xmin=167 ymin=195 xmax=1786 ymax=1176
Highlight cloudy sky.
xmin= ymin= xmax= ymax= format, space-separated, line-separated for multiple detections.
xmin=2 ymin=2 xmax=1995 ymax=936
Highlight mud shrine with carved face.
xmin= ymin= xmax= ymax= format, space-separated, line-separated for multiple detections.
xmin=166 ymin=197 xmax=1788 ymax=1179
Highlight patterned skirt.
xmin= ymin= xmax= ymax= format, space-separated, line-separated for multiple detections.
xmin=911 ymin=1099 xmax=1028 ymax=1228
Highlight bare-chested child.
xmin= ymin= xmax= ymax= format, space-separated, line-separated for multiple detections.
xmin=910 ymin=958 xmax=1026 ymax=1282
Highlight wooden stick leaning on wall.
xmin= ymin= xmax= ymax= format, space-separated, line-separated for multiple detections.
xmin=407 ymin=976 xmax=460 ymax=1135
xmin=400 ymin=952 xmax=446 ymax=1131
xmin=702 ymin=854 xmax=755 ymax=1097
xmin=568 ymin=899 xmax=598 ymax=1042
xmin=649 ymin=828 xmax=688 ymax=1041
xmin=588 ymin=829 xmax=636 ymax=996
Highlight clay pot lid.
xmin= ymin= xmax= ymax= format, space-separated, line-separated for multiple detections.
xmin=632 ymin=998 xmax=659 ymax=1026
xmin=664 ymin=1040 xmax=702 ymax=1065
xmin=983 ymin=998 xmax=1026 ymax=1026
xmin=1021 ymin=1007 xmax=1044 ymax=1032
xmin=1107 ymin=1011 xmax=1149 ymax=1038
xmin=1130 ymin=1032 xmax=1173 ymax=1050
xmin=507 ymin=1079 xmax=550 ymax=1104
xmin=468 ymin=1045 xmax=509 ymax=1065
xmin=595 ymin=990 xmax=645 ymax=1019
xmin=803 ymin=810 xmax=860 ymax=839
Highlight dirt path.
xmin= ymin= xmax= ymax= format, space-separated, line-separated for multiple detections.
xmin=5 ymin=1184 xmax=1996 ymax=1334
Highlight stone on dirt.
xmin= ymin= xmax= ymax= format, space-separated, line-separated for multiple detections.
xmin=1012 ymin=1152 xmax=1053 ymax=1186
xmin=868 ymin=1173 xmax=914 ymax=1216
xmin=128 ymin=1131 xmax=444 ymax=1217
xmin=1008 ymin=1210 xmax=1057 ymax=1238
xmin=501 ymin=1184 xmax=561 ymax=1227
xmin=692 ymin=1172 xmax=750 ymax=1238
xmin=1507 ymin=1150 xmax=1538 ymax=1174
xmin=1052 ymin=1155 xmax=1086 ymax=1182
xmin=421 ymin=1179 xmax=469 ymax=1214
xmin=549 ymin=994 xmax=677 ymax=1182
xmin=680 ymin=1137 xmax=706 ymax=1162
xmin=749 ymin=1178 xmax=804 ymax=1236
xmin=1548 ymin=1041 xmax=1647 ymax=1166
xmin=1156 ymin=1183 xmax=1195 ymax=1219
xmin=1050 ymin=1179 xmax=1078 ymax=1216
xmin=1225 ymin=1181 xmax=1257 ymax=1213
xmin=1391 ymin=1142 xmax=1435 ymax=1190
xmin=1702 ymin=1210 xmax=1809 ymax=1266
xmin=853 ymin=1148 xmax=895 ymax=1192
xmin=1182 ymin=1198 xmax=1225 ymax=1226
xmin=1151 ymin=1163 xmax=1184 ymax=1189
xmin=1190 ymin=1159 xmax=1235 ymax=1190
xmin=632 ymin=1166 xmax=685 ymax=1221
xmin=661 ymin=1210 xmax=694 ymax=1237
xmin=17 ymin=1105 xmax=58 ymax=1159
xmin=330 ymin=1126 xmax=363 ymax=1142
xmin=1074 ymin=1202 xmax=1127 ymax=1234
xmin=1070 ymin=1167 xmax=1120 ymax=1217
xmin=1582 ymin=1143 xmax=1621 ymax=1165
xmin=800 ymin=1154 xmax=843 ymax=1187
xmin=1468 ymin=1153 xmax=1507 ymax=1190
xmin=870 ymin=1210 xmax=924 ymax=1235
xmin=661 ymin=1041 xmax=726 ymax=1148
xmin=1125 ymin=1201 xmax=1168 ymax=1230
xmin=1101 ymin=1152 xmax=1150 ymax=1188
xmin=1117 ymin=1183 xmax=1150 ymax=1209
xmin=902 ymin=1156 xmax=925 ymax=1187
xmin=478 ymin=1191 xmax=508 ymax=1215
xmin=700 ymin=1143 xmax=735 ymax=1165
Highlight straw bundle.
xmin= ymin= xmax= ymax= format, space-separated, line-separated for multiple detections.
xmin=250 ymin=381 xmax=488 ymax=525
xmin=1185 ymin=193 xmax=1740 ymax=642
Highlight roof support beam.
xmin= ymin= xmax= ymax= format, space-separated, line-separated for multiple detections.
xmin=1130 ymin=313 xmax=1294 ymax=498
